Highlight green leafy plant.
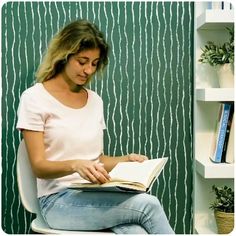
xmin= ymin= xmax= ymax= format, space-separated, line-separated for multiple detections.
xmin=199 ymin=27 xmax=234 ymax=66
xmin=210 ymin=185 xmax=234 ymax=213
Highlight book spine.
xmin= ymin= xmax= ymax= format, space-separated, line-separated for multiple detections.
xmin=221 ymin=105 xmax=234 ymax=162
xmin=211 ymin=103 xmax=231 ymax=163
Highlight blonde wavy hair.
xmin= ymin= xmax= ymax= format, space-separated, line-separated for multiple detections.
xmin=36 ymin=19 xmax=109 ymax=82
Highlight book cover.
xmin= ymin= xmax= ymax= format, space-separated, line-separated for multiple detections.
xmin=226 ymin=114 xmax=234 ymax=164
xmin=210 ymin=103 xmax=232 ymax=163
xmin=70 ymin=157 xmax=168 ymax=192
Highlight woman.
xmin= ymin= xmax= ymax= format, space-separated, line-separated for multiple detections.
xmin=17 ymin=19 xmax=174 ymax=234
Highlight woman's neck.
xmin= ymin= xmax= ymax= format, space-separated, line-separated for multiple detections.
xmin=51 ymin=74 xmax=84 ymax=93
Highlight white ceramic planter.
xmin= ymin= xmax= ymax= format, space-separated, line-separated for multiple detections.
xmin=217 ymin=64 xmax=234 ymax=88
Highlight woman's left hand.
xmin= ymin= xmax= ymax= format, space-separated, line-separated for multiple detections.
xmin=128 ymin=153 xmax=148 ymax=162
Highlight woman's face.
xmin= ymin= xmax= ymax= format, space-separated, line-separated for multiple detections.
xmin=63 ymin=48 xmax=100 ymax=86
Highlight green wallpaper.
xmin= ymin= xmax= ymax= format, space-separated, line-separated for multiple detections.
xmin=1 ymin=1 xmax=194 ymax=234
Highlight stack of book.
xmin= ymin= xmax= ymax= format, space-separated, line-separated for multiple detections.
xmin=210 ymin=102 xmax=234 ymax=164
xmin=208 ymin=2 xmax=233 ymax=10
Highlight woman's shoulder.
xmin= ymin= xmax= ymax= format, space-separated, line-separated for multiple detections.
xmin=20 ymin=83 xmax=46 ymax=105
xmin=21 ymin=83 xmax=43 ymax=96
xmin=86 ymin=88 xmax=103 ymax=103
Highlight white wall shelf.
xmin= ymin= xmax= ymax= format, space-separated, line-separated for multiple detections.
xmin=194 ymin=4 xmax=234 ymax=234
xmin=196 ymin=88 xmax=234 ymax=101
xmin=197 ymin=10 xmax=234 ymax=30
xmin=196 ymin=158 xmax=234 ymax=179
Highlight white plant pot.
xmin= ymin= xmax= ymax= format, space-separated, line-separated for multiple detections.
xmin=216 ymin=64 xmax=234 ymax=88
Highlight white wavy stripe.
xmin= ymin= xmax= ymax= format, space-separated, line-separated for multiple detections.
xmin=10 ymin=2 xmax=17 ymax=233
xmin=124 ymin=2 xmax=130 ymax=154
xmin=159 ymin=2 xmax=168 ymax=205
xmin=15 ymin=3 xmax=22 ymax=233
xmin=93 ymin=3 xmax=100 ymax=92
xmin=43 ymin=2 xmax=48 ymax=69
xmin=174 ymin=2 xmax=180 ymax=230
xmin=48 ymin=2 xmax=53 ymax=80
xmin=117 ymin=3 xmax=124 ymax=155
xmin=78 ymin=1 xmax=83 ymax=21
xmin=167 ymin=1 xmax=174 ymax=220
xmin=75 ymin=2 xmax=79 ymax=19
xmin=54 ymin=2 xmax=60 ymax=31
xmin=92 ymin=1 xmax=96 ymax=23
xmin=153 ymin=2 xmax=161 ymax=196
xmin=86 ymin=1 xmax=89 ymax=20
xmin=103 ymin=2 xmax=112 ymax=155
xmin=30 ymin=2 xmax=36 ymax=86
xmin=138 ymin=2 xmax=142 ymax=154
xmin=41 ymin=3 xmax=52 ymax=85
xmin=161 ymin=2 xmax=168 ymax=156
xmin=61 ymin=1 xmax=67 ymax=26
xmin=144 ymin=2 xmax=148 ymax=155
xmin=37 ymin=4 xmax=42 ymax=65
xmin=131 ymin=2 xmax=136 ymax=153
xmin=180 ymin=3 xmax=188 ymax=233
xmin=69 ymin=1 xmax=72 ymax=21
xmin=110 ymin=3 xmax=118 ymax=156
xmin=17 ymin=3 xmax=22 ymax=100
xmin=155 ymin=2 xmax=161 ymax=171
xmin=149 ymin=2 xmax=154 ymax=159
xmin=98 ymin=5 xmax=104 ymax=91
xmin=153 ymin=0 xmax=159 ymax=194
xmin=24 ymin=2 xmax=30 ymax=89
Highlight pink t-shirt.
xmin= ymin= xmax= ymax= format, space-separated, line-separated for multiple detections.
xmin=17 ymin=83 xmax=106 ymax=197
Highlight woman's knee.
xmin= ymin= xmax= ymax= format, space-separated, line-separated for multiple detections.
xmin=134 ymin=193 xmax=163 ymax=213
xmin=142 ymin=193 xmax=161 ymax=205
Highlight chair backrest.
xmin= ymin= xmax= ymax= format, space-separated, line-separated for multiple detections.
xmin=16 ymin=140 xmax=40 ymax=214
xmin=16 ymin=140 xmax=115 ymax=234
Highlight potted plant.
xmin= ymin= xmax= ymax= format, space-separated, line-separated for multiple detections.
xmin=210 ymin=185 xmax=234 ymax=234
xmin=199 ymin=27 xmax=234 ymax=88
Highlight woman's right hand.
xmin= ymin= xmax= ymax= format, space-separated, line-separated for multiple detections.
xmin=22 ymin=130 xmax=110 ymax=182
xmin=74 ymin=160 xmax=111 ymax=184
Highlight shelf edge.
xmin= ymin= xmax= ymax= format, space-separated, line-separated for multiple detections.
xmin=195 ymin=159 xmax=234 ymax=179
xmin=196 ymin=88 xmax=234 ymax=101
xmin=197 ymin=10 xmax=234 ymax=30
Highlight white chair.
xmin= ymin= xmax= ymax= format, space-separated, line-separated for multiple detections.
xmin=16 ymin=140 xmax=114 ymax=234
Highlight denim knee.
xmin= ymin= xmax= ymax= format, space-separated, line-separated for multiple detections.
xmin=139 ymin=194 xmax=163 ymax=212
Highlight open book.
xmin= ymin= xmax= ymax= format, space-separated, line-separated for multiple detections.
xmin=70 ymin=157 xmax=168 ymax=192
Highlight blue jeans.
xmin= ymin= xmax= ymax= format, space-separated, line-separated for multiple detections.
xmin=39 ymin=189 xmax=174 ymax=234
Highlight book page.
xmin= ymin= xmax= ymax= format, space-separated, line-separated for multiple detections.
xmin=109 ymin=158 xmax=167 ymax=187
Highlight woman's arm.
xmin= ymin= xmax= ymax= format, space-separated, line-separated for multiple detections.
xmin=99 ymin=153 xmax=148 ymax=172
xmin=22 ymin=130 xmax=110 ymax=184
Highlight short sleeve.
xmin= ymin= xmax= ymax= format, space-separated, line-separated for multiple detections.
xmin=16 ymin=91 xmax=45 ymax=131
